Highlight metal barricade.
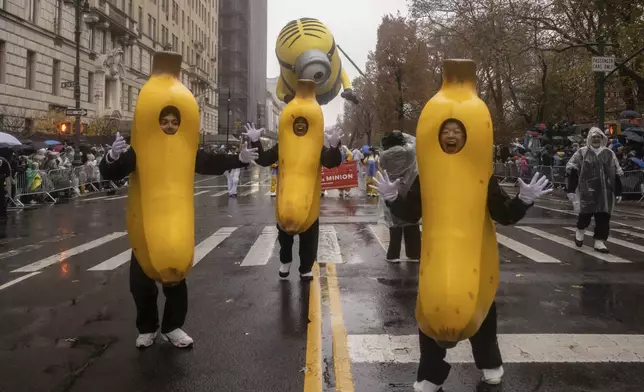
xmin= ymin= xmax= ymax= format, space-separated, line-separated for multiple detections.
xmin=621 ymin=170 xmax=644 ymax=203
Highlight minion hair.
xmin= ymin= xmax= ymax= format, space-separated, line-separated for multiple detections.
xmin=278 ymin=18 xmax=330 ymax=48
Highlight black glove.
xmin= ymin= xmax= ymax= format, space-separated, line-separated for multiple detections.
xmin=341 ymin=89 xmax=359 ymax=104
xmin=284 ymin=94 xmax=294 ymax=104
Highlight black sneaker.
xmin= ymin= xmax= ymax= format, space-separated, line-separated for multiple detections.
xmin=278 ymin=262 xmax=291 ymax=279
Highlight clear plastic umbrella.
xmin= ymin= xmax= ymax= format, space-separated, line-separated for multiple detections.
xmin=0 ymin=132 xmax=22 ymax=146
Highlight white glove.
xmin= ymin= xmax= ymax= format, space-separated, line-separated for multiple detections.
xmin=517 ymin=172 xmax=553 ymax=205
xmin=371 ymin=171 xmax=399 ymax=202
xmin=238 ymin=142 xmax=259 ymax=164
xmin=572 ymin=200 xmax=580 ymax=214
xmin=108 ymin=132 xmax=128 ymax=160
xmin=242 ymin=123 xmax=263 ymax=143
xmin=567 ymin=193 xmax=576 ymax=202
xmin=324 ymin=128 xmax=344 ymax=148
xmin=616 ymin=196 xmax=623 ymax=204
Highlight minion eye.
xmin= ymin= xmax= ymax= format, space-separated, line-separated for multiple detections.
xmin=301 ymin=63 xmax=330 ymax=84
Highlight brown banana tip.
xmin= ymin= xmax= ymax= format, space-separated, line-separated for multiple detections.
xmin=442 ymin=59 xmax=477 ymax=84
xmin=151 ymin=52 xmax=182 ymax=78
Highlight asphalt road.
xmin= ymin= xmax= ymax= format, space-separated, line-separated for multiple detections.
xmin=1 ymin=167 xmax=644 ymax=392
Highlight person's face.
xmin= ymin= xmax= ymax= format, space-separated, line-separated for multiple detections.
xmin=590 ymin=134 xmax=603 ymax=148
xmin=439 ymin=121 xmax=466 ymax=154
xmin=160 ymin=114 xmax=179 ymax=135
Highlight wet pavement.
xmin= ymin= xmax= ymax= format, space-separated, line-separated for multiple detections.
xmin=0 ymin=168 xmax=643 ymax=392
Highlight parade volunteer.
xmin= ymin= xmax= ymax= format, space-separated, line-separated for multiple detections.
xmin=243 ymin=80 xmax=342 ymax=281
xmin=372 ymin=59 xmax=552 ymax=392
xmin=99 ymin=51 xmax=258 ymax=349
xmin=566 ymin=127 xmax=623 ymax=254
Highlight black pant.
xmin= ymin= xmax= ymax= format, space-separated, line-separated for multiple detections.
xmin=129 ymin=253 xmax=188 ymax=334
xmin=387 ymin=225 xmax=421 ymax=259
xmin=277 ymin=219 xmax=319 ymax=274
xmin=417 ymin=302 xmax=502 ymax=385
xmin=577 ymin=212 xmax=611 ymax=240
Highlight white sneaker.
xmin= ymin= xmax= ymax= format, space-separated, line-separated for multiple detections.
xmin=161 ymin=328 xmax=194 ymax=348
xmin=482 ymin=366 xmax=504 ymax=385
xmin=594 ymin=240 xmax=609 ymax=254
xmin=575 ymin=229 xmax=584 ymax=247
xmin=279 ymin=262 xmax=292 ymax=279
xmin=413 ymin=380 xmax=442 ymax=392
xmin=300 ymin=270 xmax=313 ymax=282
xmin=135 ymin=331 xmax=157 ymax=348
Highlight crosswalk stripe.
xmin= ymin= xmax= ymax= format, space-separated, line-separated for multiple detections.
xmin=106 ymin=195 xmax=127 ymax=200
xmin=318 ymin=225 xmax=342 ymax=263
xmin=211 ymin=190 xmax=229 ymax=197
xmin=88 ymin=250 xmax=131 ymax=271
xmin=496 ymin=233 xmax=561 ymax=263
xmin=612 ymin=228 xmax=644 ymax=239
xmin=240 ymin=226 xmax=278 ymax=267
xmin=11 ymin=232 xmax=128 ymax=273
xmin=564 ymin=228 xmax=644 ymax=253
xmin=240 ymin=188 xmax=258 ymax=197
xmin=534 ymin=205 xmax=644 ymax=231
xmin=517 ymin=226 xmax=631 ymax=263
xmin=193 ymin=227 xmax=238 ymax=266
xmin=81 ymin=196 xmax=108 ymax=202
xmin=0 ymin=272 xmax=41 ymax=292
xmin=348 ymin=334 xmax=644 ymax=364
xmin=0 ymin=234 xmax=75 ymax=261
xmin=193 ymin=190 xmax=209 ymax=196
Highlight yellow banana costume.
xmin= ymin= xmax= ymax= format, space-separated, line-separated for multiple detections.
xmin=127 ymin=52 xmax=199 ymax=283
xmin=275 ymin=18 xmax=358 ymax=106
xmin=276 ymin=80 xmax=324 ymax=234
xmin=415 ymin=59 xmax=497 ymax=344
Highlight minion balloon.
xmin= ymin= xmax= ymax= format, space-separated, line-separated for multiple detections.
xmin=276 ymin=18 xmax=358 ymax=106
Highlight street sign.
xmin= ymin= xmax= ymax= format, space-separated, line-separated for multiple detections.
xmin=65 ymin=108 xmax=87 ymax=116
xmin=592 ymin=56 xmax=615 ymax=72
xmin=60 ymin=81 xmax=77 ymax=89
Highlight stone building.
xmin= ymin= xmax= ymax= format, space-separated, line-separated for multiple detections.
xmin=0 ymin=0 xmax=219 ymax=138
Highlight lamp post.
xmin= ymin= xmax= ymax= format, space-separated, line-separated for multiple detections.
xmin=226 ymin=89 xmax=231 ymax=147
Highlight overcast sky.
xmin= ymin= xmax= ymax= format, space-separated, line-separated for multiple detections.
xmin=266 ymin=0 xmax=409 ymax=127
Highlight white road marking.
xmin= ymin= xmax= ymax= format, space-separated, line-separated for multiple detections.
xmin=348 ymin=334 xmax=644 ymax=363
xmin=0 ymin=234 xmax=76 ymax=261
xmin=193 ymin=227 xmax=238 ymax=266
xmin=80 ymin=196 xmax=108 ymax=202
xmin=240 ymin=188 xmax=258 ymax=197
xmin=105 ymin=195 xmax=128 ymax=200
xmin=534 ymin=205 xmax=644 ymax=230
xmin=194 ymin=185 xmax=228 ymax=189
xmin=211 ymin=190 xmax=229 ymax=197
xmin=0 ymin=272 xmax=41 ymax=292
xmin=517 ymin=226 xmax=631 ymax=263
xmin=496 ymin=233 xmax=561 ymax=263
xmin=564 ymin=228 xmax=644 ymax=253
xmin=88 ymin=250 xmax=131 ymax=271
xmin=613 ymin=228 xmax=644 ymax=239
xmin=194 ymin=175 xmax=222 ymax=184
xmin=240 ymin=226 xmax=278 ymax=266
xmin=193 ymin=190 xmax=209 ymax=196
xmin=317 ymin=225 xmax=343 ymax=263
xmin=11 ymin=232 xmax=128 ymax=273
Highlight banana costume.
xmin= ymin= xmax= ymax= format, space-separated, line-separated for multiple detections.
xmin=99 ymin=52 xmax=250 ymax=284
xmin=275 ymin=18 xmax=358 ymax=106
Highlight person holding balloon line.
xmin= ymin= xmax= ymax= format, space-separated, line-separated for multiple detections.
xmin=372 ymin=163 xmax=551 ymax=392
xmin=100 ymin=131 xmax=258 ymax=349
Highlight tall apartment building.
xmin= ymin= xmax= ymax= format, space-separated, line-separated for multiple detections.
xmin=0 ymin=0 xmax=219 ymax=136
xmin=217 ymin=0 xmax=266 ymax=137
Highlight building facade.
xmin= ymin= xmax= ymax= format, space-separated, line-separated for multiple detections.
xmin=0 ymin=0 xmax=218 ymax=137
xmin=217 ymin=0 xmax=266 ymax=138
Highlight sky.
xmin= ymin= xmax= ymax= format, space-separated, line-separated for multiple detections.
xmin=266 ymin=0 xmax=409 ymax=127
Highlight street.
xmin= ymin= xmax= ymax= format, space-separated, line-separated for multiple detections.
xmin=1 ymin=167 xmax=644 ymax=392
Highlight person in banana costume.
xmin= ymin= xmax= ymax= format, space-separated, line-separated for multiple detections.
xmin=243 ymin=123 xmax=343 ymax=281
xmin=372 ymin=59 xmax=553 ymax=391
xmin=100 ymin=73 xmax=259 ymax=349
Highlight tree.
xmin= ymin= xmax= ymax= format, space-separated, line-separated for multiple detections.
xmin=35 ymin=109 xmax=70 ymax=135
xmin=0 ymin=106 xmax=29 ymax=135
xmin=85 ymin=115 xmax=119 ymax=137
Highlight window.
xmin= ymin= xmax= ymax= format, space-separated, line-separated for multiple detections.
xmin=172 ymin=34 xmax=178 ymax=51
xmin=102 ymin=31 xmax=107 ymax=53
xmin=27 ymin=0 xmax=39 ymax=23
xmin=138 ymin=47 xmax=142 ymax=71
xmin=56 ymin=0 xmax=62 ymax=34
xmin=0 ymin=41 xmax=5 ymax=84
xmin=181 ymin=41 xmax=184 ymax=57
xmin=161 ymin=0 xmax=167 ymax=13
xmin=152 ymin=18 xmax=157 ymax=40
xmin=52 ymin=59 xmax=60 ymax=95
xmin=182 ymin=10 xmax=184 ymax=30
xmin=122 ymin=83 xmax=127 ymax=111
xmin=147 ymin=14 xmax=152 ymax=37
xmin=88 ymin=72 xmax=94 ymax=103
xmin=89 ymin=27 xmax=95 ymax=51
xmin=128 ymin=0 xmax=132 ymax=17
xmin=128 ymin=86 xmax=133 ymax=111
xmin=26 ymin=51 xmax=36 ymax=90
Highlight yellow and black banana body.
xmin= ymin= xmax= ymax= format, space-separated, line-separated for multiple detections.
xmin=275 ymin=18 xmax=354 ymax=106
xmin=276 ymin=80 xmax=324 ymax=234
xmin=415 ymin=59 xmax=497 ymax=344
xmin=127 ymin=52 xmax=200 ymax=284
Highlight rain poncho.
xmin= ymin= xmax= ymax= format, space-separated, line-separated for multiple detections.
xmin=378 ymin=141 xmax=419 ymax=227
xmin=566 ymin=128 xmax=623 ymax=214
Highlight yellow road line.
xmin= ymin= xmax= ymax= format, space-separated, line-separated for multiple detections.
xmin=326 ymin=263 xmax=355 ymax=392
xmin=304 ymin=263 xmax=322 ymax=392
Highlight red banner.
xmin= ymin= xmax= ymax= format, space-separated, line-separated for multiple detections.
xmin=321 ymin=162 xmax=359 ymax=190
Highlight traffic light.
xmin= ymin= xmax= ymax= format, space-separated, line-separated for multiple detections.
xmin=57 ymin=122 xmax=72 ymax=134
